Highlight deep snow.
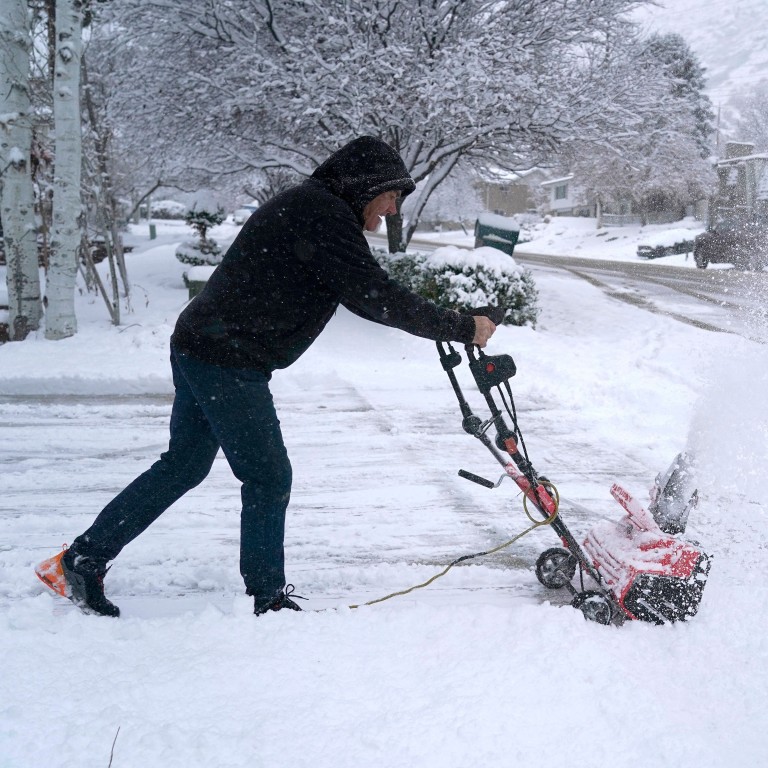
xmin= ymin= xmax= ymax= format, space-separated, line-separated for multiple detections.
xmin=1 ymin=216 xmax=767 ymax=768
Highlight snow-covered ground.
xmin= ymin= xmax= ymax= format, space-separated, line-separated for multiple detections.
xmin=1 ymin=217 xmax=767 ymax=767
xmin=423 ymin=213 xmax=708 ymax=265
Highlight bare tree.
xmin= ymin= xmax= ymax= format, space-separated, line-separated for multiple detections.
xmin=1 ymin=0 xmax=43 ymax=340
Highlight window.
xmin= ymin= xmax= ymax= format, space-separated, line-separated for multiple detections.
xmin=554 ymin=184 xmax=568 ymax=200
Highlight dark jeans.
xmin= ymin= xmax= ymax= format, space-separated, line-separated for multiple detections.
xmin=72 ymin=344 xmax=292 ymax=600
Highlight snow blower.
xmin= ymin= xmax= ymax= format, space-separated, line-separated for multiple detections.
xmin=438 ymin=329 xmax=711 ymax=625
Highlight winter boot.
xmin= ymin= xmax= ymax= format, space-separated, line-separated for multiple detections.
xmin=254 ymin=584 xmax=305 ymax=616
xmin=35 ymin=546 xmax=120 ymax=617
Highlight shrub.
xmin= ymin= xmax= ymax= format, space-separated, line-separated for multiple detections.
xmin=150 ymin=200 xmax=188 ymax=219
xmin=175 ymin=203 xmax=226 ymax=267
xmin=175 ymin=239 xmax=224 ymax=267
xmin=185 ymin=206 xmax=225 ymax=242
xmin=374 ymin=245 xmax=539 ymax=327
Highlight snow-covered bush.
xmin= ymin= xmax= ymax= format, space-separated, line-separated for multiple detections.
xmin=175 ymin=239 xmax=223 ymax=267
xmin=374 ymin=245 xmax=539 ymax=327
xmin=151 ymin=200 xmax=188 ymax=219
xmin=175 ymin=203 xmax=226 ymax=267
xmin=515 ymin=213 xmax=543 ymax=244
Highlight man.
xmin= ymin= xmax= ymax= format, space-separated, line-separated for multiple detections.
xmin=35 ymin=136 xmax=497 ymax=617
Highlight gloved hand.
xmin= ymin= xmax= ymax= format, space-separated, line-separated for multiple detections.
xmin=472 ymin=316 xmax=496 ymax=348
xmin=466 ymin=306 xmax=503 ymax=347
xmin=469 ymin=305 xmax=506 ymax=325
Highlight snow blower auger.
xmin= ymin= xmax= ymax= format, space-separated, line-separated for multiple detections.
xmin=437 ymin=333 xmax=712 ymax=626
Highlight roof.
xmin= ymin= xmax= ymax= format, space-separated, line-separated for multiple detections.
xmin=715 ymin=153 xmax=768 ymax=166
xmin=479 ymin=166 xmax=550 ymax=183
xmin=540 ymin=175 xmax=574 ymax=187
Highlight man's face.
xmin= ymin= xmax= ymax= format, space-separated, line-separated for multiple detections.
xmin=362 ymin=190 xmax=401 ymax=232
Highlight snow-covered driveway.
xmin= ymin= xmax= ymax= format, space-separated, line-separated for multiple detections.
xmin=1 ymin=241 xmax=767 ymax=767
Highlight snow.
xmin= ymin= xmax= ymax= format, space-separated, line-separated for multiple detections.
xmin=7 ymin=146 xmax=25 ymax=164
xmin=476 ymin=211 xmax=521 ymax=231
xmin=186 ymin=265 xmax=218 ymax=282
xmin=633 ymin=0 xmax=768 ymax=105
xmin=150 ymin=199 xmax=188 ymax=217
xmin=0 ymin=112 xmax=20 ymax=128
xmin=420 ymin=215 xmax=710 ymax=267
xmin=1 ymin=216 xmax=767 ymax=767
xmin=426 ymin=245 xmax=524 ymax=275
xmin=516 ymin=216 xmax=706 ymax=262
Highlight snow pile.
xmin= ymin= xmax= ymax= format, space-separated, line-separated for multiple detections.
xmin=425 ymin=244 xmax=524 ymax=276
xmin=476 ymin=211 xmax=521 ymax=231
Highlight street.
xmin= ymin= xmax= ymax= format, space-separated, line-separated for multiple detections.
xmin=513 ymin=251 xmax=768 ymax=343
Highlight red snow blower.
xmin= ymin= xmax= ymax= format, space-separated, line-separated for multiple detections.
xmin=438 ymin=324 xmax=711 ymax=625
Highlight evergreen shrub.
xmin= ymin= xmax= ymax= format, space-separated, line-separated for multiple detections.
xmin=175 ymin=205 xmax=226 ymax=267
xmin=374 ymin=245 xmax=539 ymax=327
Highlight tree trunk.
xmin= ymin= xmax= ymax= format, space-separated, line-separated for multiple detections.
xmin=45 ymin=0 xmax=83 ymax=340
xmin=82 ymin=55 xmax=128 ymax=321
xmin=385 ymin=198 xmax=406 ymax=253
xmin=1 ymin=0 xmax=43 ymax=339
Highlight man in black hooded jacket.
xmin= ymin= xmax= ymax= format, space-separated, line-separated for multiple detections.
xmin=35 ymin=136 xmax=497 ymax=617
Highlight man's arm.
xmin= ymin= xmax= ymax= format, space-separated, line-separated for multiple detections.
xmin=343 ymin=300 xmax=496 ymax=347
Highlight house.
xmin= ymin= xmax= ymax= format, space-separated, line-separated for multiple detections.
xmin=475 ymin=168 xmax=551 ymax=217
xmin=539 ymin=173 xmax=692 ymax=225
xmin=540 ymin=175 xmax=592 ymax=217
xmin=710 ymin=141 xmax=768 ymax=224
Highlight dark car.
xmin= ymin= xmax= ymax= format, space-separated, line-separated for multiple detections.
xmin=693 ymin=218 xmax=768 ymax=270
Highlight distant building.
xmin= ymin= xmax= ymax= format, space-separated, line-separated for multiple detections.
xmin=540 ymin=173 xmax=698 ymax=226
xmin=475 ymin=168 xmax=551 ymax=217
xmin=540 ymin=175 xmax=592 ymax=217
xmin=710 ymin=141 xmax=768 ymax=224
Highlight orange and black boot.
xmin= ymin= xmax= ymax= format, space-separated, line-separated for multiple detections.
xmin=35 ymin=546 xmax=120 ymax=617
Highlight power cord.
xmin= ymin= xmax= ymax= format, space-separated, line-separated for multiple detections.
xmin=348 ymin=484 xmax=560 ymax=609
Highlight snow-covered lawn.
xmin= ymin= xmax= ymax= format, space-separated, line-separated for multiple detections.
xmin=1 ymin=217 xmax=766 ymax=767
xmin=415 ymin=214 xmax=708 ymax=265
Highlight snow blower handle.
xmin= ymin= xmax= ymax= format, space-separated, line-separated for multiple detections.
xmin=468 ymin=305 xmax=506 ymax=326
xmin=458 ymin=469 xmax=497 ymax=489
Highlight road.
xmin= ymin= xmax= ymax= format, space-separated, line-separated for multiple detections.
xmin=512 ymin=252 xmax=768 ymax=342
xmin=377 ymin=233 xmax=768 ymax=343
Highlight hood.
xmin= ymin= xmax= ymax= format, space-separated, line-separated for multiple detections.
xmin=310 ymin=136 xmax=416 ymax=221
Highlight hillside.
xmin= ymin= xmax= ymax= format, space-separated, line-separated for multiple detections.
xmin=634 ymin=0 xmax=768 ymax=108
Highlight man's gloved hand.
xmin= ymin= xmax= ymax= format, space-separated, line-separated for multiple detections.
xmin=468 ymin=306 xmax=503 ymax=347
xmin=470 ymin=305 xmax=506 ymax=325
xmin=472 ymin=316 xmax=496 ymax=347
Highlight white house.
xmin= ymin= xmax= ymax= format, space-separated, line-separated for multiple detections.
xmin=540 ymin=175 xmax=591 ymax=217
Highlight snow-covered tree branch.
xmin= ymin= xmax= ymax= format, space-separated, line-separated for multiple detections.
xmin=83 ymin=0 xmax=711 ymax=249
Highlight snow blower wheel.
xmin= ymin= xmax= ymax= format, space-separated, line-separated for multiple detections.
xmin=572 ymin=591 xmax=614 ymax=625
xmin=535 ymin=548 xmax=577 ymax=589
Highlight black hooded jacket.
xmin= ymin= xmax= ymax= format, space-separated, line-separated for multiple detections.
xmin=171 ymin=136 xmax=476 ymax=372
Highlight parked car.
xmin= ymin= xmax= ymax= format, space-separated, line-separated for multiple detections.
xmin=693 ymin=218 xmax=768 ymax=270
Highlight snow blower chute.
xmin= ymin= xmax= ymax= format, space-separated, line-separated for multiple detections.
xmin=438 ymin=327 xmax=711 ymax=626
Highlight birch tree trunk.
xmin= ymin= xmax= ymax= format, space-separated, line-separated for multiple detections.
xmin=1 ymin=0 xmax=43 ymax=339
xmin=45 ymin=0 xmax=83 ymax=340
